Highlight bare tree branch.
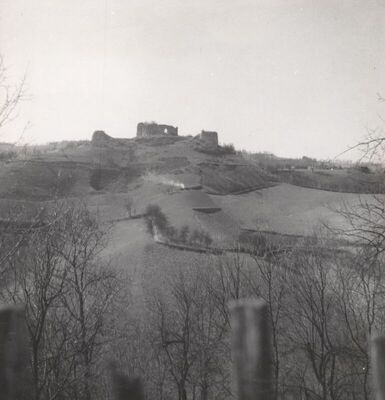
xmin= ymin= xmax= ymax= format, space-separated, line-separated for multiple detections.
xmin=0 ymin=55 xmax=27 ymax=132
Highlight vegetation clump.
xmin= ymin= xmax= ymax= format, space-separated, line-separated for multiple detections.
xmin=145 ymin=204 xmax=169 ymax=236
xmin=0 ymin=150 xmax=17 ymax=162
xmin=221 ymin=143 xmax=236 ymax=155
xmin=145 ymin=204 xmax=213 ymax=248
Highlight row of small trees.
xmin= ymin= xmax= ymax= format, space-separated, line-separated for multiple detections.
xmin=145 ymin=204 xmax=213 ymax=248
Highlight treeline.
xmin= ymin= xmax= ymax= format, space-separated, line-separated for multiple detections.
xmin=241 ymin=151 xmax=324 ymax=171
xmin=0 ymin=140 xmax=90 ymax=163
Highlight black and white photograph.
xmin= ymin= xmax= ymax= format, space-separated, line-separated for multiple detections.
xmin=1 ymin=1 xmax=385 ymax=399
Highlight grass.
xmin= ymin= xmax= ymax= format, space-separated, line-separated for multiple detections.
xmin=277 ymin=168 xmax=385 ymax=193
xmin=211 ymin=183 xmax=377 ymax=236
xmin=200 ymin=162 xmax=276 ymax=194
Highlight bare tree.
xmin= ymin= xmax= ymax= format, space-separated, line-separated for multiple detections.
xmin=208 ymin=252 xmax=247 ymax=327
xmin=146 ymin=262 xmax=230 ymax=400
xmin=0 ymin=217 xmax=70 ymax=400
xmin=328 ymin=197 xmax=385 ymax=400
xmin=0 ymin=55 xmax=26 ymax=131
xmin=334 ymin=196 xmax=385 ymax=256
xmin=335 ymin=92 xmax=385 ymax=163
xmin=279 ymin=245 xmax=375 ymax=400
xmin=57 ymin=205 xmax=119 ymax=400
xmin=0 ymin=202 xmax=120 ymax=400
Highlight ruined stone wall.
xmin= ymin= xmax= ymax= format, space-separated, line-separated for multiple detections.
xmin=91 ymin=130 xmax=132 ymax=147
xmin=92 ymin=130 xmax=113 ymax=145
xmin=136 ymin=123 xmax=178 ymax=138
xmin=199 ymin=131 xmax=218 ymax=148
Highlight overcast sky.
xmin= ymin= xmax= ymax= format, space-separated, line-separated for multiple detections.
xmin=1 ymin=0 xmax=384 ymax=158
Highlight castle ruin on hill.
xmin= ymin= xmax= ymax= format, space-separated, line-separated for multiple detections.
xmin=92 ymin=123 xmax=219 ymax=149
xmin=136 ymin=122 xmax=219 ymax=148
xmin=137 ymin=122 xmax=178 ymax=138
xmin=198 ymin=130 xmax=218 ymax=148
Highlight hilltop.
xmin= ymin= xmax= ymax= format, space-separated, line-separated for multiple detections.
xmin=0 ymin=131 xmax=275 ymax=201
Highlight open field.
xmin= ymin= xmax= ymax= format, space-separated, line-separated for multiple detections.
xmin=211 ymin=183 xmax=378 ymax=235
xmin=277 ymin=168 xmax=385 ymax=193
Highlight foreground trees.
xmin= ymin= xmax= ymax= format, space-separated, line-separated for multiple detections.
xmin=148 ymin=266 xmax=230 ymax=400
xmin=0 ymin=203 xmax=120 ymax=400
xmin=122 ymin=235 xmax=385 ymax=400
xmin=1 ymin=196 xmax=385 ymax=400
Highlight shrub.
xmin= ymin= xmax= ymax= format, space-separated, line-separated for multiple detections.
xmin=189 ymin=228 xmax=213 ymax=248
xmin=189 ymin=229 xmax=202 ymax=246
xmin=221 ymin=143 xmax=236 ymax=155
xmin=145 ymin=204 xmax=169 ymax=235
xmin=166 ymin=226 xmax=177 ymax=241
xmin=0 ymin=150 xmax=17 ymax=162
xmin=357 ymin=165 xmax=371 ymax=174
xmin=238 ymin=231 xmax=271 ymax=255
xmin=143 ymin=207 xmax=214 ymax=248
xmin=201 ymin=232 xmax=213 ymax=248
xmin=179 ymin=225 xmax=190 ymax=243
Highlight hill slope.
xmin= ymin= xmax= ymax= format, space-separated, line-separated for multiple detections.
xmin=0 ymin=135 xmax=274 ymax=200
xmin=0 ymin=133 xmax=380 ymax=284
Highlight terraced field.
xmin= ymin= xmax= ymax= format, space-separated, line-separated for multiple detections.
xmin=211 ymin=183 xmax=376 ymax=235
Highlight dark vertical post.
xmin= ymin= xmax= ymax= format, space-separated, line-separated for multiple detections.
xmin=230 ymin=299 xmax=274 ymax=400
xmin=372 ymin=335 xmax=385 ymax=400
xmin=0 ymin=306 xmax=32 ymax=400
xmin=110 ymin=363 xmax=144 ymax=400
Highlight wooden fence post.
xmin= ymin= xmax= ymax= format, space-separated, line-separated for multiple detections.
xmin=230 ymin=298 xmax=274 ymax=400
xmin=0 ymin=305 xmax=32 ymax=400
xmin=372 ymin=335 xmax=385 ymax=400
xmin=109 ymin=363 xmax=144 ymax=400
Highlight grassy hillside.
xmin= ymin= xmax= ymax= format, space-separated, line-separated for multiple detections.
xmin=0 ymin=134 xmax=382 ymax=275
xmin=0 ymin=135 xmax=274 ymax=200
xmin=200 ymin=162 xmax=276 ymax=194
xmin=276 ymin=168 xmax=385 ymax=193
xmin=212 ymin=183 xmax=377 ymax=235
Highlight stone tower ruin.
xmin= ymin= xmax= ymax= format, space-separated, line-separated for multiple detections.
xmin=137 ymin=122 xmax=178 ymax=138
xmin=199 ymin=130 xmax=218 ymax=148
